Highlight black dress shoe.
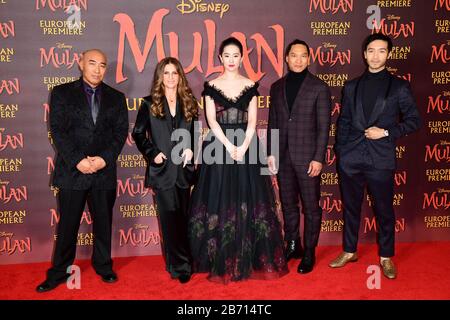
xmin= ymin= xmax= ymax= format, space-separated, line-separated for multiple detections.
xmin=297 ymin=255 xmax=316 ymax=274
xmin=101 ymin=272 xmax=118 ymax=283
xmin=178 ymin=274 xmax=191 ymax=284
xmin=36 ymin=278 xmax=66 ymax=293
xmin=285 ymin=238 xmax=303 ymax=262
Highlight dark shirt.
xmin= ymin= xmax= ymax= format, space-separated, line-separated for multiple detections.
xmin=361 ymin=68 xmax=389 ymax=122
xmin=82 ymin=79 xmax=102 ymax=108
xmin=286 ymin=68 xmax=308 ymax=113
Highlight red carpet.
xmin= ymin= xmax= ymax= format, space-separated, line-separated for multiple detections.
xmin=1 ymin=242 xmax=449 ymax=300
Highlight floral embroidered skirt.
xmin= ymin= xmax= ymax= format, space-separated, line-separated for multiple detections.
xmin=188 ymin=127 xmax=288 ymax=284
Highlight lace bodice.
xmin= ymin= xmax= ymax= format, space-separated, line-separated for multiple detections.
xmin=202 ymin=82 xmax=259 ymax=125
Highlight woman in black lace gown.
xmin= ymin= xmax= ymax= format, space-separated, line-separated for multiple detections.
xmin=188 ymin=37 xmax=288 ymax=283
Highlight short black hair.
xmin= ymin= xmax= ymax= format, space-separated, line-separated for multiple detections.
xmin=285 ymin=39 xmax=310 ymax=57
xmin=363 ymin=33 xmax=393 ymax=52
xmin=219 ymin=37 xmax=243 ymax=56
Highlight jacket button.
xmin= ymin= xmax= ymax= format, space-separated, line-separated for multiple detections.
xmin=288 ymin=118 xmax=292 ymax=122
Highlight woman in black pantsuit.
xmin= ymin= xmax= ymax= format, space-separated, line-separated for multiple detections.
xmin=132 ymin=57 xmax=198 ymax=284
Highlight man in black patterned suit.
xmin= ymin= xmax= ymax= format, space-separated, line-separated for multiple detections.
xmin=329 ymin=34 xmax=420 ymax=279
xmin=267 ymin=39 xmax=331 ymax=274
xmin=36 ymin=49 xmax=128 ymax=292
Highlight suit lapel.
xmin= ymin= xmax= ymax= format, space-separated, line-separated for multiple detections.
xmin=280 ymin=76 xmax=290 ymax=114
xmin=354 ymin=77 xmax=367 ymax=130
xmin=282 ymin=72 xmax=313 ymax=115
xmin=367 ymin=75 xmax=392 ymax=126
xmin=178 ymin=105 xmax=190 ymax=131
xmin=291 ymin=72 xmax=313 ymax=113
xmin=73 ymin=79 xmax=95 ymax=128
xmin=163 ymin=98 xmax=174 ymax=134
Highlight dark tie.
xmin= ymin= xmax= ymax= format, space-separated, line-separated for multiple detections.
xmin=87 ymin=87 xmax=99 ymax=124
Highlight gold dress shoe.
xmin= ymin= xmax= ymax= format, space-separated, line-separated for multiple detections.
xmin=380 ymin=258 xmax=397 ymax=279
xmin=329 ymin=252 xmax=358 ymax=268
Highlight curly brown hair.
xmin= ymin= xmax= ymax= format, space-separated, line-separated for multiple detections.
xmin=150 ymin=57 xmax=198 ymax=122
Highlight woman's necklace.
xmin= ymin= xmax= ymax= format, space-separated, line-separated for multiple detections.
xmin=166 ymin=94 xmax=176 ymax=103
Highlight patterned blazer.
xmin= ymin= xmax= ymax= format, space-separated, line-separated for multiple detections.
xmin=335 ymin=72 xmax=421 ymax=170
xmin=50 ymin=78 xmax=128 ymax=190
xmin=267 ymin=71 xmax=332 ymax=165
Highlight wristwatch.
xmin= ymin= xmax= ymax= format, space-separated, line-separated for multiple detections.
xmin=383 ymin=129 xmax=389 ymax=137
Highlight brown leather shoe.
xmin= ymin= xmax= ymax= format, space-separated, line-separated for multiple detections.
xmin=329 ymin=252 xmax=358 ymax=268
xmin=380 ymin=258 xmax=397 ymax=279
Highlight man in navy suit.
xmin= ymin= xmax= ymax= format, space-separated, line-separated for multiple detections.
xmin=329 ymin=34 xmax=420 ymax=279
xmin=36 ymin=49 xmax=128 ymax=292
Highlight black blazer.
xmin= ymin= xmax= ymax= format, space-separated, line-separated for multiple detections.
xmin=335 ymin=71 xmax=421 ymax=170
xmin=49 ymin=78 xmax=129 ymax=189
xmin=132 ymin=96 xmax=196 ymax=191
xmin=268 ymin=71 xmax=332 ymax=165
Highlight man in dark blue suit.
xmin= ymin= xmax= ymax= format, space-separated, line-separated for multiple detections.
xmin=329 ymin=34 xmax=420 ymax=279
xmin=36 ymin=49 xmax=128 ymax=292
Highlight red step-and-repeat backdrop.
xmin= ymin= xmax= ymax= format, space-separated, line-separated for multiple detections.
xmin=1 ymin=0 xmax=449 ymax=264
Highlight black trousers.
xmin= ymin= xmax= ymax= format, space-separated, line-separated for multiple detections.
xmin=155 ymin=186 xmax=191 ymax=278
xmin=338 ymin=145 xmax=395 ymax=257
xmin=47 ymin=188 xmax=116 ymax=283
xmin=277 ymin=152 xmax=322 ymax=249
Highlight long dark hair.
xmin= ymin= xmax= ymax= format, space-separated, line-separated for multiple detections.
xmin=150 ymin=57 xmax=198 ymax=122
